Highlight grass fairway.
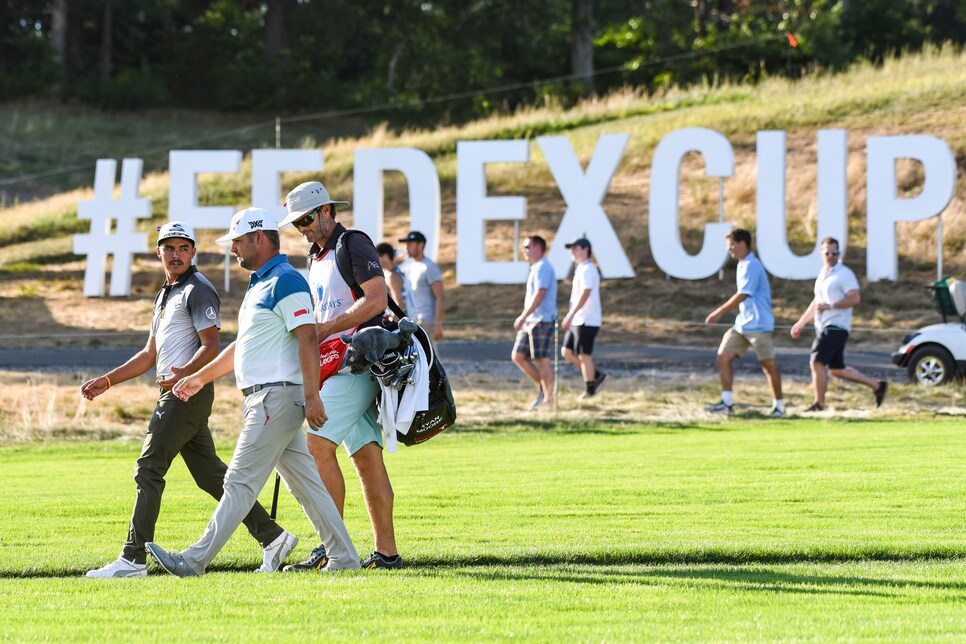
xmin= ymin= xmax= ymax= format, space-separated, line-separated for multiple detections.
xmin=1 ymin=418 xmax=963 ymax=640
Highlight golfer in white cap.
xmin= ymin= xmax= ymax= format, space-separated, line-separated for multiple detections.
xmin=83 ymin=221 xmax=297 ymax=578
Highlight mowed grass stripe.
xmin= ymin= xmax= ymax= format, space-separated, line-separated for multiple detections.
xmin=0 ymin=419 xmax=963 ymax=640
xmin=0 ymin=418 xmax=962 ymax=579
xmin=0 ymin=562 xmax=963 ymax=640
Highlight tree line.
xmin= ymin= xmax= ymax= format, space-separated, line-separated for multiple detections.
xmin=2 ymin=1 xmax=963 ymax=125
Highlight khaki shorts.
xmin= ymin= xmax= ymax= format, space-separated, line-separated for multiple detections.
xmin=718 ymin=328 xmax=776 ymax=362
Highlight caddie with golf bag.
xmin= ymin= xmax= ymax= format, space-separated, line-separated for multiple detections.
xmin=280 ymin=180 xmax=403 ymax=570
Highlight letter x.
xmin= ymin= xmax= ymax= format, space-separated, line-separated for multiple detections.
xmin=537 ymin=134 xmax=634 ymax=279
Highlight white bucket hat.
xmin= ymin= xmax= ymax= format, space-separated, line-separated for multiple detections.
xmin=280 ymin=181 xmax=350 ymax=227
xmin=215 ymin=208 xmax=279 ymax=248
xmin=157 ymin=221 xmax=196 ymax=245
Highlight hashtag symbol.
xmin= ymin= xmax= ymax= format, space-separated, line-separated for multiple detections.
xmin=73 ymin=159 xmax=151 ymax=296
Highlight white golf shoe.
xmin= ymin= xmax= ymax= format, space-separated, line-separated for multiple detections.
xmin=86 ymin=557 xmax=147 ymax=578
xmin=255 ymin=530 xmax=299 ymax=573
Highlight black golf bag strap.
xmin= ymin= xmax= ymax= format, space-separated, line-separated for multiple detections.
xmin=335 ymin=230 xmax=406 ymax=320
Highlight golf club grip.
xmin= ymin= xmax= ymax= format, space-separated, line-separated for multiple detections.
xmin=269 ymin=472 xmax=281 ymax=520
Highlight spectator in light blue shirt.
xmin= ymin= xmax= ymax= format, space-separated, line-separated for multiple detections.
xmin=512 ymin=235 xmax=557 ymax=410
xmin=704 ymin=229 xmax=784 ymax=417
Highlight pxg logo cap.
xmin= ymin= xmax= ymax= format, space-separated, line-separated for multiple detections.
xmin=215 ymin=208 xmax=279 ymax=248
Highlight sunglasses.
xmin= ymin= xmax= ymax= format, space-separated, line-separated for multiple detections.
xmin=292 ymin=208 xmax=319 ymax=229
xmin=823 ymin=250 xmax=840 ymax=256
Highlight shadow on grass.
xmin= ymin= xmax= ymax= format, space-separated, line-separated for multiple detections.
xmin=7 ymin=549 xmax=963 ymax=581
xmin=453 ymin=565 xmax=966 ymax=598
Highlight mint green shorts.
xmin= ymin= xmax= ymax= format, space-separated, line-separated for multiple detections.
xmin=308 ymin=372 xmax=382 ymax=456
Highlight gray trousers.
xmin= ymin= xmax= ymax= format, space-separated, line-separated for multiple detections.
xmin=123 ymin=384 xmax=281 ymax=564
xmin=180 ymin=384 xmax=359 ymax=572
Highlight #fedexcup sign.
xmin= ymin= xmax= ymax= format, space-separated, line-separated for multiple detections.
xmin=75 ymin=128 xmax=957 ymax=297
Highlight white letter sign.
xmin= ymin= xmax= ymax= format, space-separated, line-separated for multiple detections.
xmin=74 ymin=159 xmax=150 ymax=296
xmin=455 ymin=140 xmax=529 ymax=284
xmin=354 ymin=148 xmax=442 ymax=259
xmin=866 ymin=135 xmax=957 ymax=281
xmin=756 ymin=130 xmax=849 ymax=279
xmin=251 ymin=149 xmax=323 ymax=223
xmin=538 ymin=134 xmax=634 ymax=279
xmin=648 ymin=128 xmax=734 ymax=279
xmin=168 ymin=150 xmax=243 ymax=230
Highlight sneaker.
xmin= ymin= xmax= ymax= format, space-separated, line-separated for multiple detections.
xmin=577 ymin=389 xmax=595 ymax=401
xmin=874 ymin=381 xmax=888 ymax=408
xmin=804 ymin=402 xmax=825 ymax=412
xmin=145 ymin=542 xmax=199 ymax=577
xmin=528 ymin=389 xmax=544 ymax=411
xmin=86 ymin=557 xmax=147 ymax=579
xmin=593 ymin=371 xmax=607 ymax=393
xmin=767 ymin=405 xmax=785 ymax=418
xmin=282 ymin=543 xmax=328 ymax=572
xmin=361 ymin=551 xmax=404 ymax=570
xmin=704 ymin=401 xmax=733 ymax=414
xmin=255 ymin=530 xmax=298 ymax=573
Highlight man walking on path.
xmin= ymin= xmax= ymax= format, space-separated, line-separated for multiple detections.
xmin=280 ymin=181 xmax=402 ymax=571
xmin=560 ymin=238 xmax=606 ymax=400
xmin=790 ymin=237 xmax=888 ymax=411
xmin=704 ymin=229 xmax=785 ymax=417
xmin=82 ymin=221 xmax=293 ymax=579
xmin=399 ymin=231 xmax=444 ymax=342
xmin=512 ymin=235 xmax=557 ymax=410
xmin=146 ymin=208 xmax=359 ymax=577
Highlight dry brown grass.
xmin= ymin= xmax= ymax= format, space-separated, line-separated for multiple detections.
xmin=1 ymin=48 xmax=964 ymax=349
xmin=2 ymin=369 xmax=962 ymax=445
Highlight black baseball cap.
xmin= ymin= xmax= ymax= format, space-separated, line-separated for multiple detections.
xmin=399 ymin=231 xmax=427 ymax=243
xmin=565 ymin=238 xmax=591 ymax=251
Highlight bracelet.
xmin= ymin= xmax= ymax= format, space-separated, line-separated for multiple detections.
xmin=104 ymin=375 xmax=112 ymax=389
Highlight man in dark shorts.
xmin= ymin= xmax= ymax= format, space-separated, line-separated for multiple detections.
xmin=512 ymin=235 xmax=557 ymax=410
xmin=560 ymin=238 xmax=606 ymax=400
xmin=790 ymin=237 xmax=887 ymax=411
xmin=82 ymin=221 xmax=294 ymax=578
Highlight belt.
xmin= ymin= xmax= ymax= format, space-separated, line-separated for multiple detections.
xmin=241 ymin=381 xmax=297 ymax=396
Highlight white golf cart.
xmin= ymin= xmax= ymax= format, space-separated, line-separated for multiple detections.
xmin=892 ymin=277 xmax=966 ymax=386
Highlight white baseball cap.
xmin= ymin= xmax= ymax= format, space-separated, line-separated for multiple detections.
xmin=157 ymin=221 xmax=196 ymax=245
xmin=279 ymin=181 xmax=350 ymax=227
xmin=215 ymin=208 xmax=280 ymax=248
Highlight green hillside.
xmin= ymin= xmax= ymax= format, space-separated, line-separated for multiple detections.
xmin=1 ymin=47 xmax=964 ymax=349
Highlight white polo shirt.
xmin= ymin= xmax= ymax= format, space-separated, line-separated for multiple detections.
xmin=234 ymin=254 xmax=315 ymax=390
xmin=814 ymin=261 xmax=860 ymax=334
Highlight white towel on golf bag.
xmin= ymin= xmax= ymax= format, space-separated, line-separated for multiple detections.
xmin=377 ymin=346 xmax=430 ymax=453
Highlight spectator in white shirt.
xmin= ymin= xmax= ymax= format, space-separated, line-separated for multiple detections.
xmin=560 ymin=238 xmax=606 ymax=400
xmin=790 ymin=237 xmax=888 ymax=411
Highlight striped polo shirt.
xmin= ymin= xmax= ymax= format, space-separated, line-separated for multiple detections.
xmin=234 ymin=254 xmax=316 ymax=390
